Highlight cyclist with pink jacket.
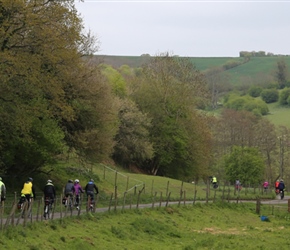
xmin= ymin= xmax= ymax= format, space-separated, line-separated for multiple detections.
xmin=73 ymin=179 xmax=84 ymax=209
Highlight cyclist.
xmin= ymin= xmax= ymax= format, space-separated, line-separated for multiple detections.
xmin=64 ymin=179 xmax=74 ymax=207
xmin=43 ymin=180 xmax=56 ymax=204
xmin=278 ymin=179 xmax=285 ymax=199
xmin=235 ymin=179 xmax=241 ymax=191
xmin=73 ymin=179 xmax=84 ymax=210
xmin=263 ymin=181 xmax=269 ymax=192
xmin=84 ymin=179 xmax=99 ymax=205
xmin=43 ymin=180 xmax=56 ymax=218
xmin=0 ymin=177 xmax=6 ymax=203
xmin=212 ymin=176 xmax=218 ymax=188
xmin=21 ymin=177 xmax=36 ymax=202
xmin=275 ymin=179 xmax=280 ymax=194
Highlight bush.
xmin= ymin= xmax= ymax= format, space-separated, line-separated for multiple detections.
xmin=260 ymin=89 xmax=279 ymax=103
xmin=279 ymin=88 xmax=290 ymax=105
xmin=224 ymin=94 xmax=268 ymax=115
xmin=248 ymin=86 xmax=262 ymax=97
xmin=244 ymin=99 xmax=269 ymax=115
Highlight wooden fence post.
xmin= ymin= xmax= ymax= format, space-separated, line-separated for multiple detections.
xmin=159 ymin=192 xmax=163 ymax=208
xmin=152 ymin=192 xmax=157 ymax=209
xmin=193 ymin=189 xmax=197 ymax=205
xmin=114 ymin=186 xmax=118 ymax=211
xmin=108 ymin=193 xmax=113 ymax=212
xmin=166 ymin=192 xmax=171 ymax=207
xmin=256 ymin=197 xmax=261 ymax=214
xmin=36 ymin=199 xmax=41 ymax=222
xmin=122 ymin=192 xmax=127 ymax=211
xmin=137 ymin=186 xmax=145 ymax=209
xmin=129 ymin=193 xmax=133 ymax=210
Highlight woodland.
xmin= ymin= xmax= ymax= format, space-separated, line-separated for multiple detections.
xmin=1 ymin=0 xmax=290 ymax=187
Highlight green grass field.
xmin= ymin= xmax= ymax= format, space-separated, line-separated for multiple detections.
xmin=1 ymin=202 xmax=290 ymax=250
xmin=266 ymin=102 xmax=290 ymax=128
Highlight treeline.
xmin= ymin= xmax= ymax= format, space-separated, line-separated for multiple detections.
xmin=239 ymin=51 xmax=289 ymax=57
xmin=0 ymin=1 xmax=289 ymax=188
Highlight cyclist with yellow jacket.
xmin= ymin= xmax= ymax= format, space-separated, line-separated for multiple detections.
xmin=21 ymin=177 xmax=36 ymax=202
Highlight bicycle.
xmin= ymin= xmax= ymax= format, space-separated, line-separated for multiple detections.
xmin=279 ymin=190 xmax=284 ymax=200
xmin=19 ymin=199 xmax=32 ymax=218
xmin=74 ymin=194 xmax=82 ymax=210
xmin=64 ymin=194 xmax=74 ymax=213
xmin=86 ymin=193 xmax=97 ymax=212
xmin=43 ymin=197 xmax=53 ymax=219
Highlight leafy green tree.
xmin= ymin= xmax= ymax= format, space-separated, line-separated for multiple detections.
xmin=0 ymin=0 xmax=118 ymax=177
xmin=224 ymin=146 xmax=265 ymax=185
xmin=205 ymin=67 xmax=232 ymax=109
xmin=101 ymin=64 xmax=127 ymax=98
xmin=260 ymin=89 xmax=279 ymax=103
xmin=276 ymin=59 xmax=288 ymax=89
xmin=112 ymin=99 xmax=154 ymax=168
xmin=131 ymin=53 xmax=211 ymax=180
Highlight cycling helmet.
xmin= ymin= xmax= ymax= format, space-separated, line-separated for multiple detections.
xmin=90 ymin=179 xmax=94 ymax=182
xmin=47 ymin=180 xmax=52 ymax=183
xmin=28 ymin=177 xmax=33 ymax=182
xmin=68 ymin=179 xmax=73 ymax=183
xmin=75 ymin=179 xmax=79 ymax=183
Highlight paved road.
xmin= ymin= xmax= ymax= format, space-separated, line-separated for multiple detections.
xmin=1 ymin=196 xmax=289 ymax=228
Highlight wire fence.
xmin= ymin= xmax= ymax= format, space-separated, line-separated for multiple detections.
xmin=1 ymin=179 xmax=289 ymax=231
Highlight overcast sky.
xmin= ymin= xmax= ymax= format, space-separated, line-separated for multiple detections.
xmin=75 ymin=0 xmax=290 ymax=57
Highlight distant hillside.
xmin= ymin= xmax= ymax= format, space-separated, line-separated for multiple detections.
xmin=92 ymin=55 xmax=151 ymax=68
xmin=94 ymin=55 xmax=290 ymax=86
xmin=93 ymin=55 xmax=242 ymax=71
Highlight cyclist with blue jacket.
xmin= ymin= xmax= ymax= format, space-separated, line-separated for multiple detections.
xmin=84 ymin=179 xmax=99 ymax=203
xmin=278 ymin=180 xmax=285 ymax=199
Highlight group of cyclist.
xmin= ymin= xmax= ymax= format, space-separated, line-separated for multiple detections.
xmin=11 ymin=177 xmax=99 ymax=218
xmin=63 ymin=178 xmax=99 ymax=210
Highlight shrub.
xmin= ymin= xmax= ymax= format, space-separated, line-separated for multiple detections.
xmin=224 ymin=94 xmax=268 ymax=115
xmin=248 ymin=86 xmax=262 ymax=97
xmin=279 ymin=88 xmax=290 ymax=105
xmin=244 ymin=99 xmax=269 ymax=115
xmin=260 ymin=89 xmax=279 ymax=103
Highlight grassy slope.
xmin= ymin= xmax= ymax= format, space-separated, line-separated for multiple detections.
xmin=1 ymin=203 xmax=290 ymax=250
xmin=266 ymin=102 xmax=290 ymax=128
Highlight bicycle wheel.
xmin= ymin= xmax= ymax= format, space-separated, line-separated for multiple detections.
xmin=69 ymin=196 xmax=73 ymax=212
xmin=44 ymin=205 xmax=49 ymax=219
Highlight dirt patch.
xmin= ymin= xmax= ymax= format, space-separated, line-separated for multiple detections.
xmin=193 ymin=227 xmax=245 ymax=235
